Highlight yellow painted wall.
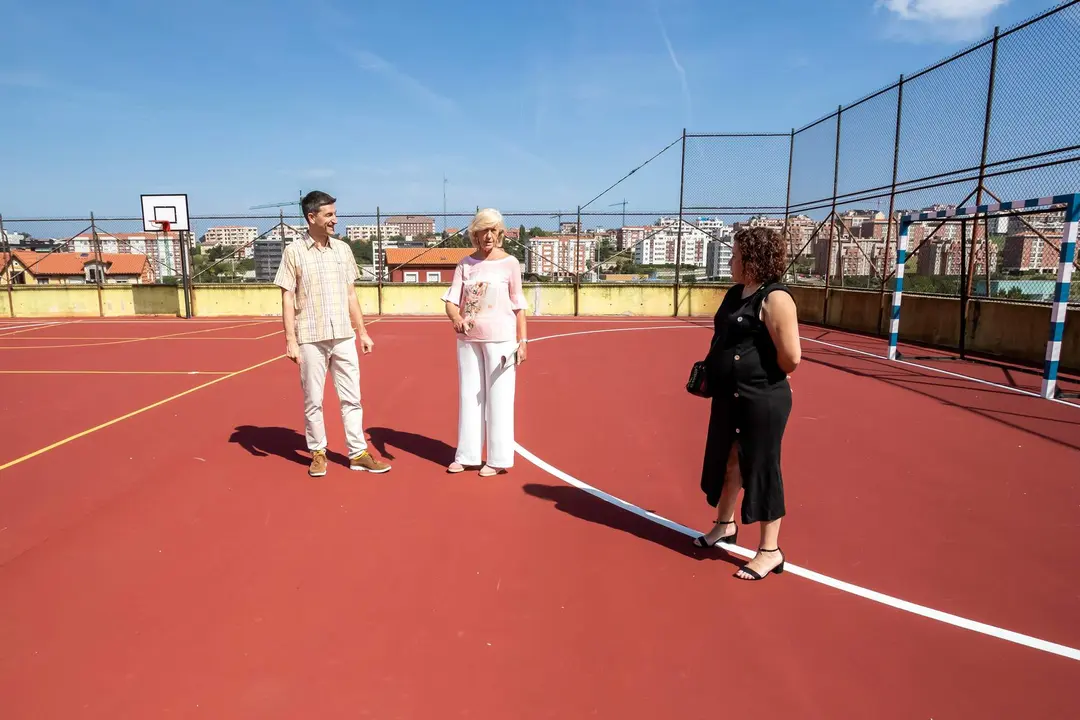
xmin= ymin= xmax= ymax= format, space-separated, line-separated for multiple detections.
xmin=3 ymin=282 xmax=1078 ymax=372
xmin=579 ymin=283 xmax=673 ymax=316
xmin=9 ymin=285 xmax=105 ymax=316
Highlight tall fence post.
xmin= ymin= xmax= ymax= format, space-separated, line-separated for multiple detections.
xmin=822 ymin=106 xmax=842 ymax=324
xmin=783 ymin=128 xmax=795 ymax=280
xmin=90 ymin=212 xmax=105 ymax=317
xmin=574 ymin=205 xmax=581 ymax=317
xmin=674 ymin=128 xmax=686 ymax=317
xmin=376 ymin=206 xmax=383 ymax=316
xmin=969 ymin=26 xmax=1000 ymax=301
xmin=879 ymin=74 xmax=905 ymax=336
xmin=959 ymin=219 xmax=969 ymax=358
xmin=0 ymin=213 xmax=13 ymax=317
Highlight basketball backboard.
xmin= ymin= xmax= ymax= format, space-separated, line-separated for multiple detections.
xmin=141 ymin=193 xmax=190 ymax=233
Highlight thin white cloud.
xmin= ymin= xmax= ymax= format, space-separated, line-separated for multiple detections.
xmin=653 ymin=7 xmax=693 ymax=126
xmin=347 ymin=49 xmax=458 ymax=117
xmin=876 ymin=0 xmax=1008 ymax=21
xmin=876 ymin=0 xmax=1009 ymax=42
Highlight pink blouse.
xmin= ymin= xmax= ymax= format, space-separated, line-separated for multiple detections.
xmin=441 ymin=255 xmax=528 ymax=342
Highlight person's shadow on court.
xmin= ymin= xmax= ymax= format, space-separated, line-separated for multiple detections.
xmin=366 ymin=427 xmax=456 ymax=468
xmin=522 ymin=483 xmax=742 ymax=566
xmin=228 ymin=425 xmax=350 ymax=468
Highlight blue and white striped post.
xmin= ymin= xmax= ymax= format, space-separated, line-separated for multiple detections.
xmin=1042 ymin=193 xmax=1079 ymax=400
xmin=887 ymin=218 xmax=911 ymax=361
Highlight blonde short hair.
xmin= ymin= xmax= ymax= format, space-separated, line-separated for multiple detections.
xmin=469 ymin=208 xmax=506 ymax=247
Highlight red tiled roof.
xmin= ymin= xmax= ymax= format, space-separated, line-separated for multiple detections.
xmin=385 ymin=248 xmax=474 ymax=266
xmin=12 ymin=250 xmax=148 ymax=276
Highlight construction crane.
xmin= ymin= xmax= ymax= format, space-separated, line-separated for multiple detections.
xmin=609 ymin=199 xmax=627 ymax=228
xmin=249 ymin=191 xmax=302 ymax=211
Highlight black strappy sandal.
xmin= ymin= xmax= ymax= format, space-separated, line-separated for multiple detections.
xmin=734 ymin=547 xmax=784 ymax=580
xmin=693 ymin=520 xmax=738 ymax=548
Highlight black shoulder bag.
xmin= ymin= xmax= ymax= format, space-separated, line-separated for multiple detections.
xmin=686 ymin=332 xmax=720 ymax=398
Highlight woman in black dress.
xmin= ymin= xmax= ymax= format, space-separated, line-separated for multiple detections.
xmin=694 ymin=226 xmax=802 ymax=581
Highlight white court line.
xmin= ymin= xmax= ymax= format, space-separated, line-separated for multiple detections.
xmin=0 ymin=320 xmax=67 ymax=331
xmin=514 ymin=444 xmax=1080 ymax=662
xmin=519 ymin=323 xmax=1080 ymax=663
xmin=801 ymin=335 xmax=1080 ymax=410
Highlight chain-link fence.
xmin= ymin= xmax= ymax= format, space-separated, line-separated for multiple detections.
xmin=2 ymin=1 xmax=1078 ymax=322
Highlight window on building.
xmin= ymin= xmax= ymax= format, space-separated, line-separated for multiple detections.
xmin=404 ymin=271 xmax=419 ymax=283
xmin=426 ymin=271 xmax=441 ymax=283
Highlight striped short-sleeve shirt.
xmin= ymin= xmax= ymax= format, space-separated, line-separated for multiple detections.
xmin=273 ymin=233 xmax=360 ymax=345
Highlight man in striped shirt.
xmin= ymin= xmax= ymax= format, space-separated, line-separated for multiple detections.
xmin=274 ymin=190 xmax=391 ymax=477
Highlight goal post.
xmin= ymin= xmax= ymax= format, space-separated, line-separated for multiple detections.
xmin=886 ymin=193 xmax=1079 ymax=399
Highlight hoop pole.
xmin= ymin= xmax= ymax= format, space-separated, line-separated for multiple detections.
xmin=1042 ymin=193 xmax=1079 ymax=400
xmin=178 ymin=228 xmax=193 ymax=319
xmin=887 ymin=218 xmax=911 ymax=361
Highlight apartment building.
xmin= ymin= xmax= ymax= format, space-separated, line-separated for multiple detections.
xmin=526 ymin=235 xmax=598 ymax=278
xmin=201 ymin=226 xmax=258 ymax=259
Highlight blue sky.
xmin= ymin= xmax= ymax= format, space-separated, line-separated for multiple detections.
xmin=0 ymin=0 xmax=1063 ymax=222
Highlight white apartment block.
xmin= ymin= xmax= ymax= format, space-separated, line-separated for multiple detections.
xmin=633 ymin=218 xmax=709 ymax=267
xmin=346 ymin=225 xmax=401 ymax=243
xmin=707 ymin=240 xmax=733 ymax=279
xmin=526 ymin=235 xmax=598 ymax=278
xmin=202 ymin=226 xmax=257 ymax=259
xmin=696 ymin=217 xmax=730 ymax=241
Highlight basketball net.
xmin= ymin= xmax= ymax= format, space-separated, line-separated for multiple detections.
xmin=152 ymin=220 xmax=172 ymax=235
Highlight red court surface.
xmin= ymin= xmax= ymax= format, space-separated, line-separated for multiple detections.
xmin=1 ymin=315 xmax=1078 ymax=719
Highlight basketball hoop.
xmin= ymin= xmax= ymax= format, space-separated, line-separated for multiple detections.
xmin=153 ymin=220 xmax=172 ymax=234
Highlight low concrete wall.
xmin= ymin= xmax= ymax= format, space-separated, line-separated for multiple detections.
xmin=3 ymin=282 xmax=1077 ymax=372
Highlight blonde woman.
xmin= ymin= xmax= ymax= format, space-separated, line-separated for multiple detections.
xmin=442 ymin=208 xmax=529 ymax=476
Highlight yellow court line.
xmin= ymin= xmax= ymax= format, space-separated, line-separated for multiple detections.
xmin=0 ymin=354 xmax=286 ymax=472
xmin=0 ymin=320 xmax=271 ymax=351
xmin=0 ymin=370 xmax=233 ymax=375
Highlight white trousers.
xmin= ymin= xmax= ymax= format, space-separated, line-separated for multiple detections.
xmin=455 ymin=338 xmax=517 ymax=468
xmin=298 ymin=337 xmax=367 ymax=458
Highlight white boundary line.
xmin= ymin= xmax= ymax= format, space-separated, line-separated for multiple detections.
xmin=518 ymin=324 xmax=1080 ymax=663
xmin=801 ymin=335 xmax=1080 ymax=410
xmin=0 ymin=320 xmax=67 ymax=331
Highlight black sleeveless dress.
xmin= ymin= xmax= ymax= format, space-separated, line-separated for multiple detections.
xmin=699 ymin=281 xmax=793 ymax=525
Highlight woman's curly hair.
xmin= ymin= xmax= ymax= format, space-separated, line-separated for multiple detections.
xmin=734 ymin=226 xmax=788 ymax=283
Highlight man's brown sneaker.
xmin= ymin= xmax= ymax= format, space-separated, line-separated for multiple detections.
xmin=309 ymin=449 xmax=328 ymax=477
xmin=350 ymin=450 xmax=391 ymax=474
